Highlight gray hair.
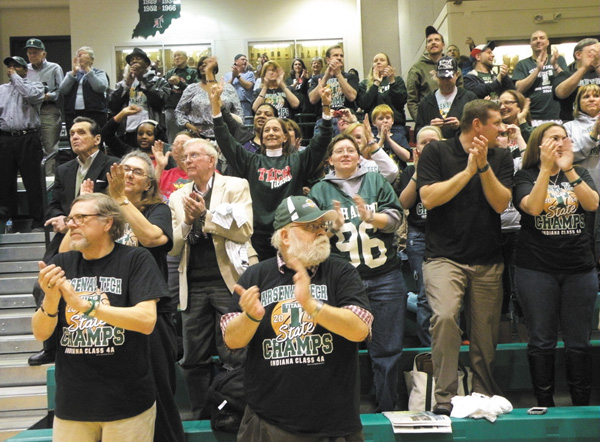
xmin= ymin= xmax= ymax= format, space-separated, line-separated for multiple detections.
xmin=121 ymin=150 xmax=156 ymax=182
xmin=71 ymin=193 xmax=125 ymax=241
xmin=120 ymin=150 xmax=163 ymax=208
xmin=184 ymin=138 xmax=219 ymax=162
xmin=77 ymin=46 xmax=95 ymax=59
xmin=271 ymin=228 xmax=284 ymax=251
xmin=573 ymin=38 xmax=599 ymax=58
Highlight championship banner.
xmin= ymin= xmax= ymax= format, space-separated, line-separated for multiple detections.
xmin=132 ymin=0 xmax=181 ymax=39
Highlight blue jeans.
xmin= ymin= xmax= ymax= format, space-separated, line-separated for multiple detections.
xmin=406 ymin=228 xmax=431 ymax=346
xmin=363 ymin=267 xmax=407 ymax=411
xmin=516 ymin=267 xmax=597 ymax=352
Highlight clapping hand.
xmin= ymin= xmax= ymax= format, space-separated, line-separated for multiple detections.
xmin=107 ymin=163 xmax=127 ymax=201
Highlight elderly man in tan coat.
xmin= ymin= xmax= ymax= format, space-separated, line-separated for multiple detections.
xmin=169 ymin=138 xmax=253 ymax=419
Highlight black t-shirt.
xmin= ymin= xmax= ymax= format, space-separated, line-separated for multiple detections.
xmin=230 ymin=256 xmax=369 ymax=437
xmin=513 ymin=166 xmax=597 ymax=272
xmin=116 ymin=203 xmax=172 ymax=312
xmin=308 ymin=72 xmax=359 ymax=110
xmin=417 ymin=137 xmax=514 ymax=264
xmin=397 ymin=164 xmax=427 ymax=230
xmin=49 ymin=244 xmax=169 ymax=421
xmin=252 ymin=87 xmax=294 ymax=119
xmin=141 ymin=203 xmax=173 ymax=281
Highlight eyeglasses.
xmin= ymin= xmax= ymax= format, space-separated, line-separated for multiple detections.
xmin=183 ymin=152 xmax=210 ymax=161
xmin=122 ymin=165 xmax=147 ymax=177
xmin=332 ymin=148 xmax=358 ymax=156
xmin=65 ymin=214 xmax=102 ymax=226
xmin=499 ymin=100 xmax=517 ymax=106
xmin=290 ymin=222 xmax=328 ymax=233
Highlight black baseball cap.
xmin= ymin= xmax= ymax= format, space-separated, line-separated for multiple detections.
xmin=436 ymin=56 xmax=458 ymax=78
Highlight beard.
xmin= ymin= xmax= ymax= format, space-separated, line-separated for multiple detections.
xmin=70 ymin=236 xmax=90 ymax=252
xmin=288 ymin=233 xmax=330 ymax=267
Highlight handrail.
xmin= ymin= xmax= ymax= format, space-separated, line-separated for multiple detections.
xmin=40 ymin=150 xmax=58 ymax=248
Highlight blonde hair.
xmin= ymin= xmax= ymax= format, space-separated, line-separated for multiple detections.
xmin=416 ymin=126 xmax=443 ymax=146
xmin=371 ymin=104 xmax=394 ymax=122
xmin=573 ymin=84 xmax=600 ymax=119
xmin=367 ymin=53 xmax=391 ymax=88
xmin=260 ymin=61 xmax=281 ymax=80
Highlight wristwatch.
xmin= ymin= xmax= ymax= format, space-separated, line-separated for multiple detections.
xmin=119 ymin=198 xmax=130 ymax=206
xmin=477 ymin=163 xmax=490 ymax=174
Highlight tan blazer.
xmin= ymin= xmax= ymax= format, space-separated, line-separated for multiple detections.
xmin=169 ymin=174 xmax=253 ymax=311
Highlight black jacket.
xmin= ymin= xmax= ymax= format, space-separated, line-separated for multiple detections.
xmin=415 ymin=87 xmax=478 ymax=139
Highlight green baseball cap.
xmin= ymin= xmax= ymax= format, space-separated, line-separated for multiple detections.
xmin=24 ymin=38 xmax=45 ymax=51
xmin=4 ymin=56 xmax=28 ymax=68
xmin=273 ymin=196 xmax=337 ymax=230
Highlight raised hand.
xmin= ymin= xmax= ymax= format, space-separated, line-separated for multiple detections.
xmin=276 ymin=67 xmax=285 ymax=87
xmin=152 ymin=141 xmax=170 ymax=169
xmin=38 ymin=262 xmax=65 ymax=303
xmin=78 ymin=53 xmax=93 ymax=72
xmin=518 ymin=98 xmax=531 ymax=123
xmin=383 ymin=66 xmax=396 ymax=82
xmin=122 ymin=105 xmax=142 ymax=117
xmin=536 ymin=51 xmax=548 ymax=71
xmin=182 ymin=192 xmax=206 ymax=225
xmin=539 ymin=137 xmax=558 ymax=173
xmin=210 ymin=81 xmax=224 ymax=103
xmin=352 ymin=194 xmax=373 ymax=223
xmin=80 ymin=178 xmax=94 ymax=194
xmin=550 ymin=46 xmax=559 ymax=67
xmin=331 ymin=200 xmax=345 ymax=231
xmin=107 ymin=163 xmax=127 ymax=201
xmin=319 ymin=78 xmax=332 ymax=107
xmin=287 ymin=256 xmax=312 ymax=309
xmin=470 ymin=135 xmax=489 ymax=168
xmin=556 ymin=137 xmax=574 ymax=172
xmin=234 ymin=284 xmax=265 ymax=321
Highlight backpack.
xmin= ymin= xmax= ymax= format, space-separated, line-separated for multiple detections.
xmin=206 ymin=366 xmax=246 ymax=433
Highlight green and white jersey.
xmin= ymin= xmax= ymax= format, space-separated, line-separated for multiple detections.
xmin=309 ymin=171 xmax=402 ymax=278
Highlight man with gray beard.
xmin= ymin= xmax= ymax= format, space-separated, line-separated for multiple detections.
xmin=31 ymin=193 xmax=166 ymax=441
xmin=221 ymin=196 xmax=372 ymax=441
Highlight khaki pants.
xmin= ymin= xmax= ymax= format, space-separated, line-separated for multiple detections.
xmin=52 ymin=402 xmax=156 ymax=442
xmin=423 ymin=258 xmax=503 ymax=404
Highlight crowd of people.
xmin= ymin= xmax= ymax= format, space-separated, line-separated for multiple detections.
xmin=6 ymin=24 xmax=598 ymax=442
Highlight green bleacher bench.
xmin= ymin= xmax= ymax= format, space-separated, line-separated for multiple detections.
xmin=9 ymin=408 xmax=600 ymax=441
xmin=11 ymin=342 xmax=600 ymax=441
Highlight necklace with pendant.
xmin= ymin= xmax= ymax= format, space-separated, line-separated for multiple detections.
xmin=549 ymin=170 xmax=561 ymax=187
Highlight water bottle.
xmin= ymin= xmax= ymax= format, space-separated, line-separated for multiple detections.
xmin=4 ymin=219 xmax=13 ymax=234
